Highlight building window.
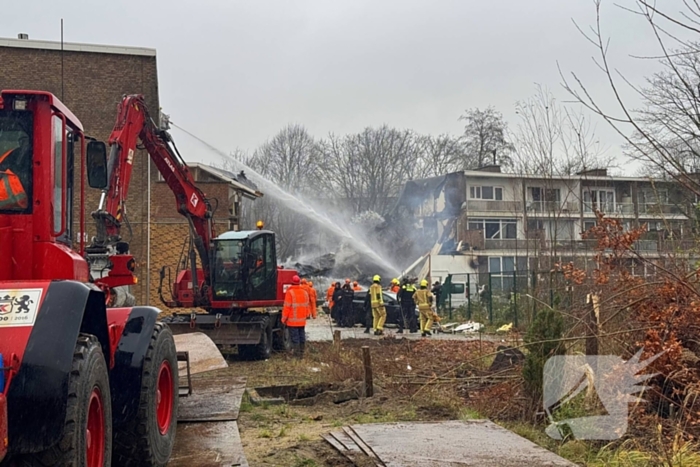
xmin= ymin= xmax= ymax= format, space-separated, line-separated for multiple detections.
xmin=583 ymin=220 xmax=596 ymax=232
xmin=528 ymin=187 xmax=561 ymax=211
xmin=488 ymin=256 xmax=515 ymax=291
xmin=527 ymin=219 xmax=544 ymax=231
xmin=468 ymin=219 xmax=517 ymax=239
xmin=584 ymin=189 xmax=615 ymax=213
xmin=640 ymin=189 xmax=668 ymax=205
xmin=52 ymin=115 xmax=64 ymax=234
xmin=470 ymin=185 xmax=503 ymax=200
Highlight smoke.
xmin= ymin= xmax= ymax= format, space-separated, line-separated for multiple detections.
xmin=172 ymin=123 xmax=402 ymax=276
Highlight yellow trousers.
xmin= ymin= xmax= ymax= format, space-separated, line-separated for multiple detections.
xmin=419 ymin=308 xmax=433 ymax=332
xmin=372 ymin=306 xmax=387 ymax=330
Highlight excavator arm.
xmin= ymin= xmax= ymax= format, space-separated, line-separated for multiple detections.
xmin=89 ymin=94 xmax=214 ymax=305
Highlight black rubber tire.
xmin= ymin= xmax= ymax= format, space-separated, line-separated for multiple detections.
xmin=273 ymin=324 xmax=292 ymax=352
xmin=238 ymin=316 xmax=273 ymax=360
xmin=16 ymin=335 xmax=112 ymax=467
xmin=112 ymin=323 xmax=178 ymax=467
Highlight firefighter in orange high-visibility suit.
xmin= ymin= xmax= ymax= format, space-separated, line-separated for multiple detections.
xmin=0 ymin=135 xmax=32 ymax=211
xmin=282 ymin=275 xmax=310 ymax=358
xmin=308 ymin=281 xmax=318 ymax=318
xmin=300 ymin=278 xmax=317 ymax=319
xmin=326 ymin=283 xmax=335 ymax=313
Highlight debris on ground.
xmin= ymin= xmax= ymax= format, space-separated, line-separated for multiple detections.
xmin=497 ymin=322 xmax=513 ymax=333
xmin=489 ymin=346 xmax=526 ymax=372
xmin=454 ymin=321 xmax=485 ymax=333
xmin=325 ymin=420 xmax=576 ymax=466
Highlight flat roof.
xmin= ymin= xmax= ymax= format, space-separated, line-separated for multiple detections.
xmin=460 ymin=170 xmax=673 ymax=184
xmin=0 ymin=37 xmax=156 ymax=57
xmin=187 ymin=163 xmax=263 ymax=199
xmin=216 ymin=230 xmax=269 ymax=240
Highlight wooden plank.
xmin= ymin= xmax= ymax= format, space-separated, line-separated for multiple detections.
xmin=174 ymin=332 xmax=228 ymax=378
xmin=344 ymin=426 xmax=382 ymax=463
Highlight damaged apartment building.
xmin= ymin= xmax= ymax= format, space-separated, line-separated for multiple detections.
xmin=391 ymin=166 xmax=696 ymax=296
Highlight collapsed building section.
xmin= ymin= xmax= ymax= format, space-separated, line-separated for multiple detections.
xmin=385 ymin=166 xmax=696 ymax=306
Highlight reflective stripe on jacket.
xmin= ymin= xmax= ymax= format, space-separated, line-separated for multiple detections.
xmin=413 ymin=289 xmax=433 ymax=310
xmin=0 ymin=149 xmax=27 ymax=210
xmin=282 ymin=285 xmax=310 ymax=327
xmin=370 ymin=283 xmax=384 ymax=308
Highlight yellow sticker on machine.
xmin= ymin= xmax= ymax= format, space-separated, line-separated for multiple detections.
xmin=0 ymin=289 xmax=43 ymax=327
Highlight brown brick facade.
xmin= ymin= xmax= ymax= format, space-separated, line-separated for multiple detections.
xmin=0 ymin=41 xmax=158 ymax=304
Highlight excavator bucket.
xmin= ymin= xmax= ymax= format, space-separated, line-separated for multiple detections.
xmin=173 ymin=332 xmax=228 ymax=378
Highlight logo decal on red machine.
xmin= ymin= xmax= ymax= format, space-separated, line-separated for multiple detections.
xmin=190 ymin=193 xmax=199 ymax=208
xmin=0 ymin=289 xmax=42 ymax=327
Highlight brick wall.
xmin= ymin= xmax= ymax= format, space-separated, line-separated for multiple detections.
xmin=149 ymin=180 xmax=234 ymax=307
xmin=0 ymin=42 xmax=158 ymax=304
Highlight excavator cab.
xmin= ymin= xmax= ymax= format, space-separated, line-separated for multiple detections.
xmin=212 ymin=230 xmax=277 ymax=301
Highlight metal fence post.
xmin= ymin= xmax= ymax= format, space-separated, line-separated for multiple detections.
xmin=488 ymin=273 xmax=493 ymax=325
xmin=448 ymin=285 xmax=452 ymax=320
xmin=549 ymin=271 xmax=554 ymax=309
xmin=513 ymin=270 xmax=518 ymax=328
xmin=531 ymin=270 xmax=537 ymax=321
xmin=467 ymin=273 xmax=471 ymax=320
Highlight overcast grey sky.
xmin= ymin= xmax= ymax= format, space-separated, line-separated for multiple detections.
xmin=0 ymin=1 xmax=679 ymax=171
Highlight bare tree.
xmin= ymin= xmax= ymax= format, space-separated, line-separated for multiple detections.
xmin=412 ymin=134 xmax=466 ymax=179
xmin=561 ymin=0 xmax=700 ymax=196
xmin=318 ymin=125 xmax=421 ymax=215
xmin=459 ymin=106 xmax=514 ymax=169
xmin=251 ymin=124 xmax=321 ymax=192
xmin=513 ymin=85 xmax=610 ymax=176
xmin=243 ymin=124 xmax=322 ymax=258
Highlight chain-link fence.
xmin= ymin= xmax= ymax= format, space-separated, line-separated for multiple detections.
xmin=438 ymin=271 xmax=574 ymax=329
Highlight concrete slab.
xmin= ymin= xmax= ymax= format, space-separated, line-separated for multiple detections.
xmin=168 ymin=421 xmax=247 ymax=467
xmin=174 ymin=332 xmax=228 ymax=379
xmin=350 ymin=420 xmax=576 ymax=467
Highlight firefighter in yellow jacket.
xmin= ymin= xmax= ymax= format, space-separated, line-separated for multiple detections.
xmin=369 ymin=275 xmax=386 ymax=335
xmin=413 ymin=279 xmax=434 ymax=337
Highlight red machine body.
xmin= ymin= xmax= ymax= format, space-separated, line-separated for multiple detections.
xmin=0 ymin=90 xmax=178 ymax=466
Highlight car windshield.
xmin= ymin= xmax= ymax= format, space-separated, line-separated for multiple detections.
xmin=0 ymin=111 xmax=33 ymax=212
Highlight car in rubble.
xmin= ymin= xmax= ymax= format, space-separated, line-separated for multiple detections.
xmin=330 ymin=290 xmax=418 ymax=328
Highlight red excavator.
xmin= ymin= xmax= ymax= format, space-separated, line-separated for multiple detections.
xmin=91 ymin=94 xmax=298 ymax=360
xmin=0 ymin=90 xmax=178 ymax=466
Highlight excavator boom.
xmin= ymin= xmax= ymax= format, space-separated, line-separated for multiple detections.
xmin=89 ymin=95 xmax=214 ymax=304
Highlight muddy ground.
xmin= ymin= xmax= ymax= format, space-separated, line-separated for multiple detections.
xmin=220 ymin=337 xmax=519 ymax=467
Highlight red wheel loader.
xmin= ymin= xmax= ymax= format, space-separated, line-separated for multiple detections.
xmin=0 ymin=91 xmax=178 ymax=466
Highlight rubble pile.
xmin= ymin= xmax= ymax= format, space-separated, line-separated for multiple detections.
xmin=286 ymin=251 xmax=396 ymax=286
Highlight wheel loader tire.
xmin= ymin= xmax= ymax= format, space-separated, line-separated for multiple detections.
xmin=238 ymin=316 xmax=273 ymax=360
xmin=273 ymin=324 xmax=292 ymax=352
xmin=17 ymin=335 xmax=113 ymax=467
xmin=112 ymin=323 xmax=178 ymax=467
